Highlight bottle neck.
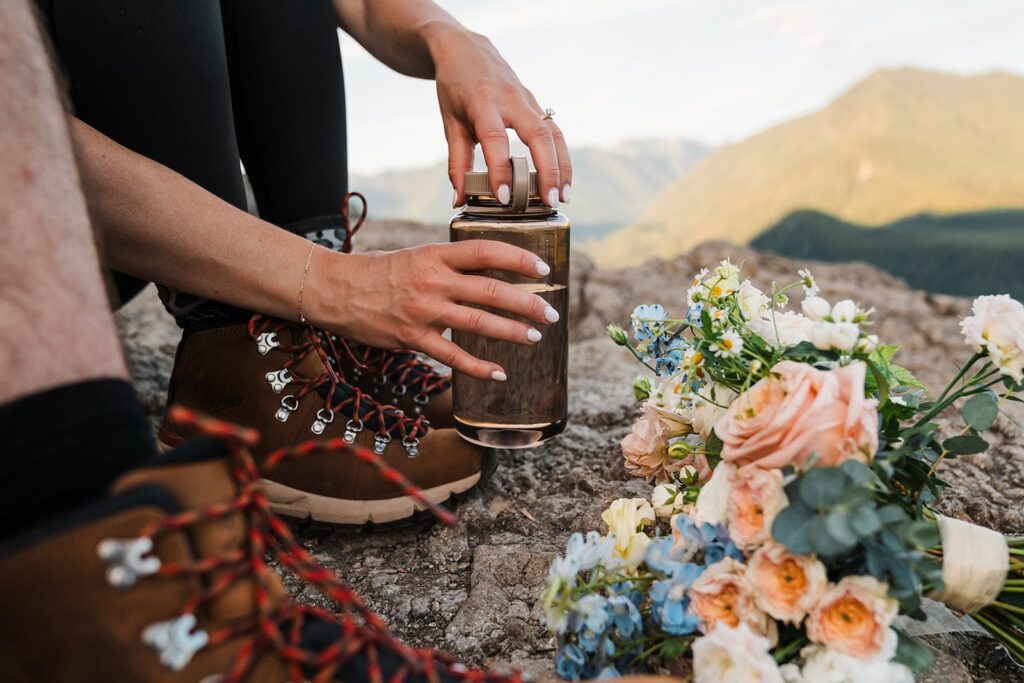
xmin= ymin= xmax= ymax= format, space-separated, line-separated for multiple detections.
xmin=462 ymin=196 xmax=557 ymax=218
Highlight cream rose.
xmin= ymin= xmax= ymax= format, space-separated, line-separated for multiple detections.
xmin=695 ymin=463 xmax=734 ymax=526
xmin=688 ymin=558 xmax=774 ymax=641
xmin=961 ymin=294 xmax=1024 ymax=382
xmin=621 ymin=402 xmax=697 ymax=484
xmin=806 ymin=575 xmax=898 ymax=658
xmin=748 ymin=312 xmax=815 ymax=348
xmin=714 ymin=361 xmax=879 ymax=469
xmin=746 ymin=543 xmax=827 ymax=624
xmin=727 ymin=468 xmax=788 ymax=550
xmin=601 ymin=498 xmax=655 ymax=571
xmin=692 ymin=623 xmax=784 ymax=683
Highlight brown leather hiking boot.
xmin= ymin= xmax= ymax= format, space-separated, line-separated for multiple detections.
xmin=0 ymin=414 xmax=512 ymax=682
xmin=158 ymin=317 xmax=493 ymax=528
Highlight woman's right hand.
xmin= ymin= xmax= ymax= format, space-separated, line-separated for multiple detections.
xmin=308 ymin=239 xmax=558 ymax=381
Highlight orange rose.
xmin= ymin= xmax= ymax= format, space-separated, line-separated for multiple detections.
xmin=727 ymin=467 xmax=788 ymax=550
xmin=746 ymin=543 xmax=827 ymax=624
xmin=713 ymin=361 xmax=878 ymax=469
xmin=806 ymin=576 xmax=898 ymax=658
xmin=688 ymin=558 xmax=774 ymax=642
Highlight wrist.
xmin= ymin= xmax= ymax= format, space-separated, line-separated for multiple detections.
xmin=421 ymin=19 xmax=480 ymax=71
xmin=303 ymin=247 xmax=354 ymax=333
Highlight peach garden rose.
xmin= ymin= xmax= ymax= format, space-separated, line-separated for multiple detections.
xmin=714 ymin=361 xmax=879 ymax=469
xmin=688 ymin=558 xmax=774 ymax=642
xmin=746 ymin=543 xmax=827 ymax=624
xmin=622 ymin=402 xmax=708 ymax=484
xmin=805 ymin=575 xmax=898 ymax=658
xmin=726 ymin=467 xmax=788 ymax=550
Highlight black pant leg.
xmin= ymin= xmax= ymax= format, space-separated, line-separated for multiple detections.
xmin=221 ymin=0 xmax=349 ymax=229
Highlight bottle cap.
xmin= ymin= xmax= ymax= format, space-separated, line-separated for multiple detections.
xmin=463 ymin=157 xmax=538 ymax=213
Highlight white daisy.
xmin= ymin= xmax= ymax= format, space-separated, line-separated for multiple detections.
xmin=711 ymin=330 xmax=743 ymax=358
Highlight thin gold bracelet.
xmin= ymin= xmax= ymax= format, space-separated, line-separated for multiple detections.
xmin=297 ymin=242 xmax=317 ymax=324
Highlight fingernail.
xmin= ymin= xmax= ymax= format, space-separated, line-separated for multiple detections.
xmin=547 ymin=188 xmax=560 ymax=208
xmin=491 ymin=370 xmax=508 ymax=381
xmin=536 ymin=260 xmax=551 ymax=276
xmin=497 ymin=184 xmax=511 ymax=205
xmin=544 ymin=305 xmax=560 ymax=323
xmin=527 ymin=328 xmax=542 ymax=342
xmin=562 ymin=184 xmax=572 ymax=204
xmin=452 ymin=189 xmax=460 ymax=208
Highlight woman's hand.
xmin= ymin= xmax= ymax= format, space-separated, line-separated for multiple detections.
xmin=427 ymin=25 xmax=572 ymax=210
xmin=308 ymin=240 xmax=558 ymax=381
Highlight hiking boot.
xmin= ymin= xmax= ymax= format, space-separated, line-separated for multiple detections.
xmin=158 ymin=317 xmax=493 ymax=528
xmin=0 ymin=414 xmax=503 ymax=682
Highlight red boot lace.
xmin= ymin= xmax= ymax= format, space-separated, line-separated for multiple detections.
xmin=141 ymin=406 xmax=517 ymax=683
xmin=248 ymin=315 xmax=429 ymax=451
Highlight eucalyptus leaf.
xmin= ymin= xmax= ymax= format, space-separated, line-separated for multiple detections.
xmin=825 ymin=509 xmax=859 ymax=546
xmin=962 ymin=392 xmax=999 ymax=431
xmin=797 ymin=468 xmax=847 ymax=509
xmin=942 ymin=434 xmax=988 ymax=455
xmin=894 ymin=630 xmax=934 ymax=672
xmin=772 ymin=505 xmax=813 ymax=554
xmin=849 ymin=505 xmax=881 ymax=537
xmin=808 ymin=515 xmax=856 ymax=558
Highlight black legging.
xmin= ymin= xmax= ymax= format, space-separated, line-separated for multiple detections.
xmin=38 ymin=0 xmax=348 ymax=312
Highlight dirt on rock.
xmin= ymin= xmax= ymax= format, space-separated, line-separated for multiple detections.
xmin=116 ymin=220 xmax=1024 ymax=680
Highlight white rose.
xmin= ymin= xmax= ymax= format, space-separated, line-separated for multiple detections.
xmin=749 ymin=312 xmax=815 ymax=348
xmin=693 ymin=623 xmax=784 ymax=683
xmin=856 ymin=334 xmax=879 ymax=354
xmin=801 ymin=296 xmax=831 ymax=322
xmin=652 ymin=484 xmax=685 ymax=518
xmin=793 ymin=630 xmax=912 ymax=683
xmin=831 ymin=299 xmax=858 ymax=323
xmin=811 ymin=322 xmax=860 ymax=352
xmin=695 ymin=463 xmax=734 ymax=526
xmin=690 ymin=383 xmax=738 ymax=439
xmin=961 ymin=294 xmax=1024 ymax=383
xmin=738 ymin=281 xmax=769 ymax=320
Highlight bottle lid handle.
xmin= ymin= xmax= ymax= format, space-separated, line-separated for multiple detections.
xmin=511 ymin=156 xmax=530 ymax=213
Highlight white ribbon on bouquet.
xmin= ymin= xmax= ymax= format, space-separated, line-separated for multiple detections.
xmin=929 ymin=515 xmax=1010 ymax=614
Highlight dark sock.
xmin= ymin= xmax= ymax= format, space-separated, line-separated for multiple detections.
xmin=0 ymin=379 xmax=157 ymax=541
xmin=287 ymin=214 xmax=350 ymax=252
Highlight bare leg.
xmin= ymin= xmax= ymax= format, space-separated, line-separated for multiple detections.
xmin=0 ymin=0 xmax=127 ymax=405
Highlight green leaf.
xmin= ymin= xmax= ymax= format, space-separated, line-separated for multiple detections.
xmin=890 ymin=364 xmax=926 ymax=390
xmin=772 ymin=504 xmax=813 ymax=554
xmin=904 ymin=520 xmax=941 ymax=549
xmin=866 ymin=359 xmax=891 ymax=407
xmin=839 ymin=460 xmax=878 ymax=487
xmin=797 ymin=468 xmax=847 ymax=509
xmin=849 ymin=505 xmax=882 ymax=537
xmin=893 ymin=630 xmax=934 ymax=672
xmin=942 ymin=434 xmax=989 ymax=455
xmin=808 ymin=515 xmax=855 ymax=558
xmin=962 ymin=392 xmax=999 ymax=431
xmin=825 ymin=509 xmax=859 ymax=546
xmin=873 ymin=345 xmax=900 ymax=365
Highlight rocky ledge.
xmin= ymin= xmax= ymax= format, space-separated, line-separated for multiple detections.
xmin=117 ymin=220 xmax=1024 ymax=681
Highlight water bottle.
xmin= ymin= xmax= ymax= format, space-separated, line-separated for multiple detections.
xmin=450 ymin=156 xmax=569 ymax=448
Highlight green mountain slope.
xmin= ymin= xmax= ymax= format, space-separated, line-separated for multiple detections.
xmin=350 ymin=138 xmax=709 ymax=239
xmin=593 ymin=68 xmax=1024 ymax=266
xmin=751 ymin=209 xmax=1024 ymax=300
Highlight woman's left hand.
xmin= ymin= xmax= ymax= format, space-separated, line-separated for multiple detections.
xmin=430 ymin=27 xmax=571 ymax=209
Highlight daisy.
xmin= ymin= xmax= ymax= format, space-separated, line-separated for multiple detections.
xmin=711 ymin=330 xmax=743 ymax=358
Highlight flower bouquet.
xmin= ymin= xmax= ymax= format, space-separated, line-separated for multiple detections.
xmin=542 ymin=260 xmax=1024 ymax=681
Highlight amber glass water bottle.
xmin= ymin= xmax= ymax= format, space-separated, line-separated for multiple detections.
xmin=450 ymin=157 xmax=569 ymax=448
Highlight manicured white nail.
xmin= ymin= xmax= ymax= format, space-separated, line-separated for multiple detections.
xmin=544 ymin=306 xmax=560 ymax=323
xmin=452 ymin=189 xmax=460 ymax=208
xmin=547 ymin=188 xmax=560 ymax=208
xmin=536 ymin=260 xmax=551 ymax=276
xmin=527 ymin=328 xmax=542 ymax=342
xmin=497 ymin=184 xmax=511 ymax=205
xmin=562 ymin=184 xmax=572 ymax=204
xmin=491 ymin=370 xmax=508 ymax=381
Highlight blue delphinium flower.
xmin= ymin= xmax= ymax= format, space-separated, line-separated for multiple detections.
xmin=605 ymin=595 xmax=643 ymax=639
xmin=555 ymin=642 xmax=586 ymax=680
xmin=597 ymin=667 xmax=621 ymax=679
xmin=703 ymin=525 xmax=744 ymax=565
xmin=631 ymin=304 xmax=668 ymax=342
xmin=686 ymin=301 xmax=704 ymax=324
xmin=649 ymin=562 xmax=703 ymax=635
xmin=565 ymin=531 xmax=614 ymax=574
xmin=654 ymin=336 xmax=688 ymax=376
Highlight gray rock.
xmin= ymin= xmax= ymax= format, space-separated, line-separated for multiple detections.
xmin=115 ymin=222 xmax=1024 ymax=680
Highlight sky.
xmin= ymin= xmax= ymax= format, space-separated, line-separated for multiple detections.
xmin=340 ymin=0 xmax=1024 ymax=175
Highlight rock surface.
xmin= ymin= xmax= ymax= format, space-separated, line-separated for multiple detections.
xmin=116 ymin=220 xmax=1024 ymax=680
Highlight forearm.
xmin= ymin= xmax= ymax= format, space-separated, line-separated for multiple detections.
xmin=71 ymin=118 xmax=321 ymax=322
xmin=333 ymin=0 xmax=475 ymax=79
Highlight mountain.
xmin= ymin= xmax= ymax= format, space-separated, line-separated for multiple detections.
xmin=349 ymin=138 xmax=710 ymax=239
xmin=592 ymin=68 xmax=1024 ymax=266
xmin=752 ymin=209 xmax=1024 ymax=300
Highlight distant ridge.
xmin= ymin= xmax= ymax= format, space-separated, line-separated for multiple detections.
xmin=350 ymin=138 xmax=710 ymax=238
xmin=751 ymin=209 xmax=1024 ymax=300
xmin=593 ymin=68 xmax=1024 ymax=266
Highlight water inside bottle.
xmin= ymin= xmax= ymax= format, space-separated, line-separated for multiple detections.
xmin=450 ymin=220 xmax=569 ymax=448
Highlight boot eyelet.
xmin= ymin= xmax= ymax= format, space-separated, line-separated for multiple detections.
xmin=142 ymin=612 xmax=209 ymax=672
xmin=255 ymin=332 xmax=280 ymax=355
xmin=374 ymin=375 xmax=389 ymax=387
xmin=275 ymin=395 xmax=299 ymax=422
xmin=402 ymin=437 xmax=420 ymax=458
xmin=392 ymin=385 xmax=407 ymax=397
xmin=265 ymin=369 xmax=292 ymax=394
xmin=311 ymin=408 xmax=334 ymax=435
xmin=343 ymin=418 xmax=364 ymax=443
xmin=97 ymin=537 xmax=161 ymax=588
xmin=413 ymin=393 xmax=429 ymax=406
xmin=373 ymin=434 xmax=391 ymax=454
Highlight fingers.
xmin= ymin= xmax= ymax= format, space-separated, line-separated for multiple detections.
xmin=439 ymin=239 xmax=549 ymax=279
xmin=443 ymin=304 xmax=543 ymax=346
xmin=445 ymin=120 xmax=476 ymax=207
xmin=453 ymin=274 xmax=559 ymax=327
xmin=472 ymin=112 xmax=512 ymax=204
xmin=419 ymin=333 xmax=507 ymax=382
xmin=547 ymin=119 xmax=572 ymax=203
xmin=508 ymin=106 xmax=560 ymax=208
